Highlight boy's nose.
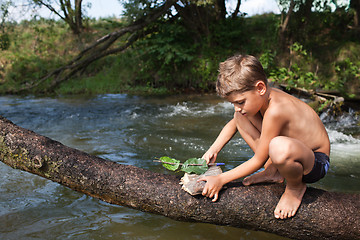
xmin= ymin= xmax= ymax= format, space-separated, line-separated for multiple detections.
xmin=234 ymin=105 xmax=241 ymax=112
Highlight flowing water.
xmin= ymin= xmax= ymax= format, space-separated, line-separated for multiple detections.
xmin=0 ymin=94 xmax=359 ymax=240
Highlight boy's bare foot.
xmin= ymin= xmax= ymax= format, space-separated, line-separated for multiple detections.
xmin=242 ymin=168 xmax=284 ymax=186
xmin=274 ymin=183 xmax=307 ymax=219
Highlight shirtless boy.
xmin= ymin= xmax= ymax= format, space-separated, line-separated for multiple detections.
xmin=199 ymin=55 xmax=330 ymax=219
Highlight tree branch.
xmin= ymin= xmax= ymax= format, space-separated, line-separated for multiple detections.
xmin=0 ymin=116 xmax=359 ymax=240
xmin=35 ymin=0 xmax=66 ymax=21
xmin=232 ymin=0 xmax=241 ymax=18
xmin=12 ymin=0 xmax=177 ymax=94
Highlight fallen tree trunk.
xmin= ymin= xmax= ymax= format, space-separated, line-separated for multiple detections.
xmin=0 ymin=115 xmax=359 ymax=240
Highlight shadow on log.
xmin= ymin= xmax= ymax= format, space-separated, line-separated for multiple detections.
xmin=0 ymin=116 xmax=359 ymax=240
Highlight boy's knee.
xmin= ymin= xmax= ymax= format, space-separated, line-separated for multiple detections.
xmin=233 ymin=111 xmax=246 ymax=121
xmin=269 ymin=136 xmax=293 ymax=165
xmin=233 ymin=112 xmax=248 ymax=129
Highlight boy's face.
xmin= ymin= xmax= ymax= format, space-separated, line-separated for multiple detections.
xmin=226 ymin=81 xmax=267 ymax=117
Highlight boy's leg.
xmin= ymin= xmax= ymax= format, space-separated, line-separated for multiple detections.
xmin=269 ymin=136 xmax=315 ymax=219
xmin=233 ymin=111 xmax=262 ymax=151
xmin=233 ymin=112 xmax=283 ymax=185
xmin=243 ymin=159 xmax=284 ymax=185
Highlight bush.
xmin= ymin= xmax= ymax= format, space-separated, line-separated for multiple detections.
xmin=0 ymin=33 xmax=10 ymax=50
xmin=132 ymin=21 xmax=196 ymax=89
xmin=267 ymin=43 xmax=320 ymax=90
xmin=334 ymin=58 xmax=360 ymax=97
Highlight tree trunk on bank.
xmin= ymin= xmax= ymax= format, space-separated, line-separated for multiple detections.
xmin=278 ymin=0 xmax=295 ymax=50
xmin=0 ymin=116 xmax=359 ymax=240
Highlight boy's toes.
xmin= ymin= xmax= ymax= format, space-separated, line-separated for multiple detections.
xmin=274 ymin=208 xmax=294 ymax=219
xmin=290 ymin=210 xmax=296 ymax=218
xmin=274 ymin=208 xmax=281 ymax=219
xmin=242 ymin=177 xmax=251 ymax=186
xmin=281 ymin=210 xmax=287 ymax=219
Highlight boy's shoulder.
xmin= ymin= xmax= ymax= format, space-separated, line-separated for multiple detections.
xmin=266 ymin=88 xmax=289 ymax=113
xmin=266 ymin=87 xmax=317 ymax=123
xmin=269 ymin=88 xmax=306 ymax=109
xmin=264 ymin=88 xmax=305 ymax=121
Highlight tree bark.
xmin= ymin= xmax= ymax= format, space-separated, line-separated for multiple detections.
xmin=214 ymin=0 xmax=226 ymax=20
xmin=231 ymin=0 xmax=241 ymax=18
xmin=0 ymin=115 xmax=359 ymax=240
xmin=350 ymin=0 xmax=360 ymax=27
xmin=174 ymin=2 xmax=211 ymax=40
xmin=278 ymin=0 xmax=295 ymax=49
xmin=34 ymin=0 xmax=84 ymax=34
xmin=74 ymin=0 xmax=83 ymax=33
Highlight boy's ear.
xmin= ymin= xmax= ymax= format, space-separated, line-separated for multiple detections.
xmin=255 ymin=81 xmax=267 ymax=95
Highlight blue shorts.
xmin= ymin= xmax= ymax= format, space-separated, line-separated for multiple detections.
xmin=302 ymin=152 xmax=330 ymax=183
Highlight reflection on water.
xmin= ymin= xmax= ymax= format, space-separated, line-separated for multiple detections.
xmin=0 ymin=94 xmax=359 ymax=240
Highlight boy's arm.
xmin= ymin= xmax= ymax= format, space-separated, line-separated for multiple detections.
xmin=219 ymin=109 xmax=286 ymax=183
xmin=203 ymin=118 xmax=237 ymax=163
xmin=200 ymin=109 xmax=286 ymax=201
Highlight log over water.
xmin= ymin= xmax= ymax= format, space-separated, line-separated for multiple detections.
xmin=0 ymin=116 xmax=359 ymax=240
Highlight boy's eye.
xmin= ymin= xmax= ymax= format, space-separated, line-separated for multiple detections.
xmin=232 ymin=101 xmax=244 ymax=107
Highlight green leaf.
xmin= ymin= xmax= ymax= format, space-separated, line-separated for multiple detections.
xmin=181 ymin=158 xmax=208 ymax=175
xmin=159 ymin=156 xmax=180 ymax=171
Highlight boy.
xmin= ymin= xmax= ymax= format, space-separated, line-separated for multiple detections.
xmin=199 ymin=55 xmax=330 ymax=219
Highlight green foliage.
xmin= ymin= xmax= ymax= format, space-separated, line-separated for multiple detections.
xmin=242 ymin=14 xmax=279 ymax=54
xmin=159 ymin=156 xmax=180 ymax=171
xmin=133 ymin=21 xmax=196 ymax=89
xmin=317 ymin=99 xmax=332 ymax=112
xmin=259 ymin=50 xmax=277 ymax=76
xmin=334 ymin=58 xmax=360 ymax=98
xmin=0 ymin=19 xmax=72 ymax=92
xmin=181 ymin=158 xmax=208 ymax=175
xmin=190 ymin=56 xmax=218 ymax=90
xmin=270 ymin=66 xmax=319 ymax=90
xmin=0 ymin=8 xmax=359 ymax=98
xmin=121 ymin=0 xmax=164 ymax=23
xmin=286 ymin=7 xmax=354 ymax=56
xmin=210 ymin=18 xmax=246 ymax=52
xmin=0 ymin=32 xmax=9 ymax=50
xmin=131 ymin=14 xmax=280 ymax=92
xmin=0 ymin=0 xmax=13 ymax=50
xmin=290 ymin=42 xmax=307 ymax=57
xmin=269 ymin=43 xmax=320 ymax=90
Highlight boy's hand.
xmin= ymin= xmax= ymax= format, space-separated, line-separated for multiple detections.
xmin=202 ymin=150 xmax=218 ymax=164
xmin=197 ymin=175 xmax=224 ymax=202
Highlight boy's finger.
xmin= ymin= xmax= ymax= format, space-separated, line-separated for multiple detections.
xmin=212 ymin=193 xmax=218 ymax=202
xmin=209 ymin=191 xmax=214 ymax=199
xmin=197 ymin=177 xmax=207 ymax=183
xmin=202 ymin=184 xmax=209 ymax=196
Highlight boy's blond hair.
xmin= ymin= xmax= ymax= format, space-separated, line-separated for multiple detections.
xmin=216 ymin=55 xmax=267 ymax=98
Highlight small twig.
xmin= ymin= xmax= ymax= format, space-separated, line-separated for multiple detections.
xmin=153 ymin=160 xmax=225 ymax=166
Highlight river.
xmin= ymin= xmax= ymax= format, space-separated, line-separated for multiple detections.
xmin=0 ymin=94 xmax=359 ymax=240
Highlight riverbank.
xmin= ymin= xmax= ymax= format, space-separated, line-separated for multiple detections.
xmin=1 ymin=14 xmax=359 ymax=98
